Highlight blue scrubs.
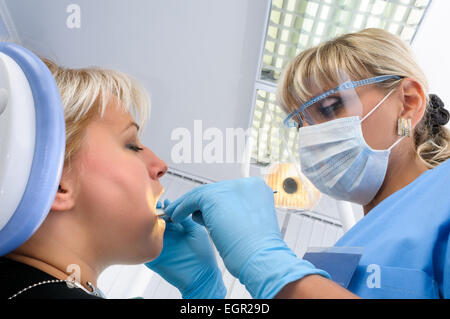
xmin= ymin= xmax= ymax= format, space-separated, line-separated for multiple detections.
xmin=334 ymin=159 xmax=450 ymax=299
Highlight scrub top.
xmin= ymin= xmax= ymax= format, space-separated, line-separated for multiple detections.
xmin=334 ymin=159 xmax=450 ymax=299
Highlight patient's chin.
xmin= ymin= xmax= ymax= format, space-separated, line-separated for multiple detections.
xmin=144 ymin=218 xmax=165 ymax=260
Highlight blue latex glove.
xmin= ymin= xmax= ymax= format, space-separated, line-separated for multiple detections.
xmin=145 ymin=199 xmax=226 ymax=299
xmin=165 ymin=177 xmax=331 ymax=299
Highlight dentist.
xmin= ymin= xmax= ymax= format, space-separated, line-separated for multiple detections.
xmin=147 ymin=28 xmax=450 ymax=299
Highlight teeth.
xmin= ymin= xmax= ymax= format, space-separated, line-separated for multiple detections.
xmin=156 ymin=208 xmax=166 ymax=217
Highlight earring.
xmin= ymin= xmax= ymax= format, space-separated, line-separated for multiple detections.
xmin=397 ymin=118 xmax=412 ymax=137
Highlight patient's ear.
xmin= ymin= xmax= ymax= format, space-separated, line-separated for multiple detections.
xmin=51 ymin=173 xmax=76 ymax=212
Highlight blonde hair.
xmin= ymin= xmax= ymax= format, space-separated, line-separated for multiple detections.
xmin=278 ymin=28 xmax=450 ymax=168
xmin=41 ymin=58 xmax=150 ymax=171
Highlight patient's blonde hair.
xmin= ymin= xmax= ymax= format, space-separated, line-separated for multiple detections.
xmin=278 ymin=28 xmax=450 ymax=168
xmin=42 ymin=58 xmax=150 ymax=171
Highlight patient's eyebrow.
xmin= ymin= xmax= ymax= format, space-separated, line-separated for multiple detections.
xmin=122 ymin=121 xmax=140 ymax=133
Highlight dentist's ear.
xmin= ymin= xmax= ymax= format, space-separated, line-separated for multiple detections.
xmin=51 ymin=175 xmax=76 ymax=212
xmin=398 ymin=78 xmax=427 ymax=129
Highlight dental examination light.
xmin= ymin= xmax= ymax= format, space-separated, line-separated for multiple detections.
xmin=0 ymin=42 xmax=65 ymax=256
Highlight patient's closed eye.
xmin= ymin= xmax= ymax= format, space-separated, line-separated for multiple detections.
xmin=127 ymin=144 xmax=144 ymax=152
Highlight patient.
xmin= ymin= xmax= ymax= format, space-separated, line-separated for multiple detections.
xmin=0 ymin=59 xmax=168 ymax=298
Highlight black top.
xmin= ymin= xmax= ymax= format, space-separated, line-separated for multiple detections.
xmin=0 ymin=257 xmax=103 ymax=299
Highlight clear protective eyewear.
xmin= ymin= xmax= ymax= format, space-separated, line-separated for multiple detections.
xmin=283 ymin=75 xmax=402 ymax=128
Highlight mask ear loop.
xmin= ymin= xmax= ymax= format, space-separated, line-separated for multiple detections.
xmin=387 ymin=134 xmax=406 ymax=151
xmin=360 ymin=88 xmax=406 ymax=151
xmin=361 ymin=89 xmax=405 ymax=152
xmin=361 ymin=88 xmax=396 ymax=123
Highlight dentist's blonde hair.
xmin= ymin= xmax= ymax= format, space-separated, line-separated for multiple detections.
xmin=278 ymin=28 xmax=450 ymax=168
xmin=42 ymin=58 xmax=150 ymax=171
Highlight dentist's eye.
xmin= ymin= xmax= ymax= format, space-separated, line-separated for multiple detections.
xmin=127 ymin=144 xmax=144 ymax=152
xmin=317 ymin=97 xmax=343 ymax=118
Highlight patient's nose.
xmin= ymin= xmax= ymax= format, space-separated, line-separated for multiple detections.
xmin=145 ymin=148 xmax=168 ymax=180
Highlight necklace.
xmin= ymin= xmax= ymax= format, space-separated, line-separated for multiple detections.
xmin=8 ymin=279 xmax=105 ymax=299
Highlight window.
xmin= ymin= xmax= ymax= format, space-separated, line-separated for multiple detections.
xmin=251 ymin=0 xmax=431 ymax=165
xmin=250 ymin=89 xmax=300 ymax=165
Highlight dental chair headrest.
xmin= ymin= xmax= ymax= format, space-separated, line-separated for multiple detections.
xmin=0 ymin=42 xmax=65 ymax=256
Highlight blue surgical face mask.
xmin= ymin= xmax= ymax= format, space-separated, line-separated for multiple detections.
xmin=298 ymin=89 xmax=404 ymax=205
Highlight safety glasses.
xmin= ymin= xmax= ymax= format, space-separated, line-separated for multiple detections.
xmin=283 ymin=75 xmax=403 ymax=128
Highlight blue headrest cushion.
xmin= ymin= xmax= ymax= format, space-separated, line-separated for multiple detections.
xmin=0 ymin=43 xmax=65 ymax=256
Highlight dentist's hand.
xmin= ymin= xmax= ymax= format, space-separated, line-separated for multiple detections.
xmin=164 ymin=177 xmax=330 ymax=299
xmin=145 ymin=200 xmax=226 ymax=299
